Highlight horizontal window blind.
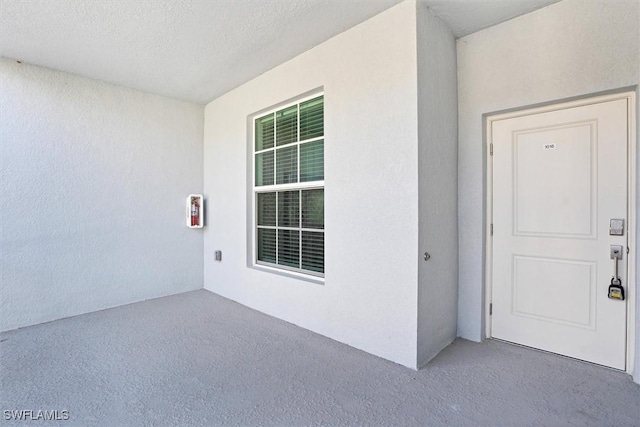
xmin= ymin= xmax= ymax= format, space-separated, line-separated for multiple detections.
xmin=278 ymin=190 xmax=299 ymax=228
xmin=257 ymin=229 xmax=276 ymax=264
xmin=255 ymin=152 xmax=274 ymax=186
xmin=302 ymin=232 xmax=324 ymax=273
xmin=276 ymin=105 xmax=298 ymax=146
xmin=257 ymin=192 xmax=276 ymax=226
xmin=300 ymin=96 xmax=324 ymax=141
xmin=278 ymin=229 xmax=300 ymax=268
xmin=301 ymin=189 xmax=323 ymax=229
xmin=300 ymin=140 xmax=324 ymax=182
xmin=254 ymin=94 xmax=324 ymax=277
xmin=276 ymin=146 xmax=298 ymax=184
xmin=255 ymin=114 xmax=275 ymax=151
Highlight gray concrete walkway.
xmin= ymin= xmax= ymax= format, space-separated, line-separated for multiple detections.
xmin=1 ymin=290 xmax=639 ymax=426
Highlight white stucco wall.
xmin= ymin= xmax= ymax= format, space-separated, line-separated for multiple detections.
xmin=416 ymin=3 xmax=458 ymax=367
xmin=456 ymin=0 xmax=639 ymax=380
xmin=203 ymin=2 xmax=420 ymax=368
xmin=0 ymin=58 xmax=204 ymax=332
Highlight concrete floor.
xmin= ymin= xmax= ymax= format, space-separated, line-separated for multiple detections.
xmin=1 ymin=290 xmax=639 ymax=426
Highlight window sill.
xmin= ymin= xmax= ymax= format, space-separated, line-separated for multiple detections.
xmin=251 ymin=263 xmax=325 ymax=285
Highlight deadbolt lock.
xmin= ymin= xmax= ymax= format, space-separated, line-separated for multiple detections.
xmin=609 ymin=219 xmax=624 ymax=236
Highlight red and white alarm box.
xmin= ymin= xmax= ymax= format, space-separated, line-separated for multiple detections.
xmin=186 ymin=194 xmax=203 ymax=228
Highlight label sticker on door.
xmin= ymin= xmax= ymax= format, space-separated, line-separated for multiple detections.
xmin=543 ymin=143 xmax=557 ymax=151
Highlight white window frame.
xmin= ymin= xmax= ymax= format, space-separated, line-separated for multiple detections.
xmin=251 ymin=92 xmax=325 ymax=280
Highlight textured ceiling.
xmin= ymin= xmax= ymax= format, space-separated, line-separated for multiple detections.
xmin=427 ymin=0 xmax=560 ymax=37
xmin=0 ymin=0 xmax=561 ymax=104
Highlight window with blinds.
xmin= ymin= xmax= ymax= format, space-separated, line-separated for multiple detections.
xmin=254 ymin=94 xmax=324 ymax=277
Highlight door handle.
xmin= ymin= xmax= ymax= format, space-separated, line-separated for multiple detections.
xmin=609 ymin=245 xmax=624 ymax=300
xmin=610 ymin=245 xmax=622 ymax=278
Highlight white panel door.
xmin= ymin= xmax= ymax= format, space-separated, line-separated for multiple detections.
xmin=491 ymin=98 xmax=629 ymax=370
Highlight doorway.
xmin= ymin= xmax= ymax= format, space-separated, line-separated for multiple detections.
xmin=486 ymin=92 xmax=636 ymax=371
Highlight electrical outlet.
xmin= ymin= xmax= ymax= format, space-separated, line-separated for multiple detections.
xmin=215 ymin=250 xmax=222 ymax=261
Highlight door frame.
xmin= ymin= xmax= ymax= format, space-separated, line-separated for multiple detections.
xmin=484 ymin=90 xmax=637 ymax=374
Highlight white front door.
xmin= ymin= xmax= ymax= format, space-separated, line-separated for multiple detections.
xmin=491 ymin=97 xmax=630 ymax=370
